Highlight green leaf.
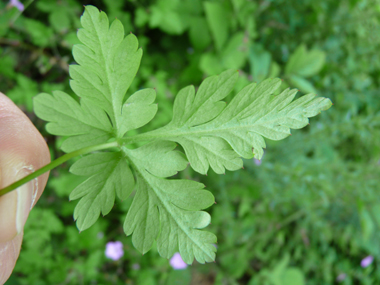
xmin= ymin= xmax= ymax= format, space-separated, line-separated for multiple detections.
xmin=204 ymin=1 xmax=229 ymax=52
xmin=69 ymin=152 xmax=134 ymax=231
xmin=149 ymin=3 xmax=185 ymax=35
xmin=0 ymin=49 xmax=16 ymax=78
xmin=140 ymin=70 xmax=332 ymax=174
xmin=127 ymin=141 xmax=188 ymax=177
xmin=189 ymin=16 xmax=211 ymax=50
xmin=8 ymin=74 xmax=38 ymax=112
xmin=31 ymin=5 xmax=333 ymax=266
xmin=121 ymin=141 xmax=215 ymax=264
xmin=33 ymin=7 xmax=217 ymax=265
xmin=285 ymin=44 xmax=326 ymax=77
xmin=23 ymin=18 xmax=54 ymax=47
xmin=119 ymin=88 xmax=158 ymax=136
xmin=34 ymin=91 xmax=113 ymax=152
xmin=288 ymin=74 xmax=318 ymax=94
xmin=199 ymin=52 xmax=224 ymax=75
xmin=174 ymin=136 xmax=243 ymax=174
xmin=49 ymin=10 xmax=71 ymax=32
xmin=135 ymin=7 xmax=149 ymax=27
xmin=266 ymin=255 xmax=305 ymax=285
xmin=282 ymin=268 xmax=305 ymax=285
xmin=249 ymin=44 xmax=272 ymax=82
xmin=123 ymin=145 xmax=216 ymax=263
xmin=70 ymin=5 xmax=142 ymax=132
xmin=221 ymin=32 xmax=248 ymax=70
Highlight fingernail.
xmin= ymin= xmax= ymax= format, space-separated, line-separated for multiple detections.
xmin=0 ymin=167 xmax=36 ymax=242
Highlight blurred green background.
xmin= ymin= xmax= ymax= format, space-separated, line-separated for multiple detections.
xmin=1 ymin=0 xmax=380 ymax=284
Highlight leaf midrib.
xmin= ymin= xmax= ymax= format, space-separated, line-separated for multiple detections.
xmin=88 ymin=10 xmax=120 ymax=130
xmin=125 ymin=109 xmax=302 ymax=144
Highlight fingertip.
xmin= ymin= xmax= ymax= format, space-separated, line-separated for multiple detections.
xmin=0 ymin=93 xmax=50 ymax=239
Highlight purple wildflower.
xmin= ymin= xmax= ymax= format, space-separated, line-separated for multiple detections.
xmin=361 ymin=255 xmax=374 ymax=268
xmin=169 ymin=252 xmax=188 ymax=270
xmin=9 ymin=0 xmax=24 ymax=12
xmin=105 ymin=241 xmax=124 ymax=261
xmin=336 ymin=273 xmax=346 ymax=282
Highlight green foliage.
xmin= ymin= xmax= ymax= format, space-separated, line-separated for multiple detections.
xmin=2 ymin=0 xmax=379 ymax=284
xmin=285 ymin=44 xmax=326 ymax=78
xmin=31 ymin=5 xmax=330 ymax=266
xmin=204 ymin=1 xmax=229 ymax=51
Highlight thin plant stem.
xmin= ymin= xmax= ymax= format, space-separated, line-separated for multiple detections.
xmin=0 ymin=141 xmax=119 ymax=197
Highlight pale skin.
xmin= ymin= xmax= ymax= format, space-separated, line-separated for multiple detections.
xmin=0 ymin=93 xmax=50 ymax=284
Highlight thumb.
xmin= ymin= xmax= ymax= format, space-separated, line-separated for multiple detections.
xmin=0 ymin=93 xmax=50 ymax=283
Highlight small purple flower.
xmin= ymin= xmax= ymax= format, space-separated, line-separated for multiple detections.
xmin=169 ymin=252 xmax=188 ymax=270
xmin=8 ymin=0 xmax=24 ymax=12
xmin=361 ymin=255 xmax=374 ymax=268
xmin=105 ymin=241 xmax=124 ymax=261
xmin=336 ymin=273 xmax=346 ymax=282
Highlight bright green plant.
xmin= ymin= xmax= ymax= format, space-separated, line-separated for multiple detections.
xmin=0 ymin=5 xmax=332 ymax=264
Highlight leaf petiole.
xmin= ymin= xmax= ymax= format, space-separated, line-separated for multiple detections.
xmin=0 ymin=141 xmax=119 ymax=197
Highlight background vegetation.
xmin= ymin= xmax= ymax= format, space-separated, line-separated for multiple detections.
xmin=1 ymin=0 xmax=380 ymax=284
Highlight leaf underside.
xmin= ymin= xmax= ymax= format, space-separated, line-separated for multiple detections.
xmin=33 ymin=5 xmax=332 ymax=264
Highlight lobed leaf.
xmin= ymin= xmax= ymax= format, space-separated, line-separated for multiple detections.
xmin=119 ymin=88 xmax=158 ymax=137
xmin=32 ymin=5 xmax=333 ymax=265
xmin=123 ymin=147 xmax=216 ymax=263
xmin=127 ymin=141 xmax=188 ymax=177
xmin=146 ymin=70 xmax=332 ymax=174
xmin=121 ymin=141 xmax=217 ymax=264
xmin=171 ymin=69 xmax=238 ymax=127
xmin=70 ymin=5 xmax=142 ymax=134
xmin=33 ymin=91 xmax=113 ymax=152
xmin=285 ymin=44 xmax=326 ymax=78
xmin=69 ymin=152 xmax=134 ymax=231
